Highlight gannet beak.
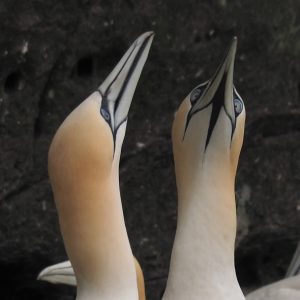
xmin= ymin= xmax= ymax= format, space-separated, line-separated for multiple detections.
xmin=222 ymin=36 xmax=237 ymax=120
xmin=37 ymin=261 xmax=76 ymax=286
xmin=208 ymin=37 xmax=237 ymax=120
xmin=99 ymin=31 xmax=154 ymax=133
xmin=186 ymin=37 xmax=238 ymax=148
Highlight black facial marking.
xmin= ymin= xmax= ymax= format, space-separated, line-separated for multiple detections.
xmin=184 ymin=79 xmax=243 ymax=148
xmin=183 ymin=82 xmax=210 ymax=138
xmin=190 ymin=87 xmax=202 ymax=105
xmin=113 ymin=34 xmax=152 ymax=116
xmin=98 ymin=42 xmax=137 ymax=131
xmin=97 ymin=34 xmax=152 ymax=148
xmin=183 ymin=39 xmax=243 ymax=148
xmin=204 ymin=74 xmax=227 ymax=148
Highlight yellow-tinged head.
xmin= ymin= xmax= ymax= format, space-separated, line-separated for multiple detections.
xmin=172 ymin=38 xmax=245 ymax=193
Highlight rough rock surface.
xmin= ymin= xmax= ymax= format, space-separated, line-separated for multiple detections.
xmin=0 ymin=0 xmax=299 ymax=299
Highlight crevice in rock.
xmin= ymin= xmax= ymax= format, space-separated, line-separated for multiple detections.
xmin=245 ymin=113 xmax=300 ymax=147
xmin=76 ymin=55 xmax=94 ymax=78
xmin=1 ymin=178 xmax=47 ymax=202
xmin=4 ymin=71 xmax=25 ymax=94
xmin=235 ymin=252 xmax=260 ymax=287
xmin=34 ymin=55 xmax=63 ymax=139
xmin=0 ymin=180 xmax=25 ymax=202
xmin=71 ymin=43 xmax=126 ymax=81
xmin=95 ymin=43 xmax=127 ymax=72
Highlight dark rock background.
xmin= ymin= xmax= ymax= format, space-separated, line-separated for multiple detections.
xmin=0 ymin=0 xmax=299 ymax=299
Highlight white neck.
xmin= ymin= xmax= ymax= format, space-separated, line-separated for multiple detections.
xmin=163 ymin=164 xmax=245 ymax=300
xmin=77 ymin=283 xmax=137 ymax=300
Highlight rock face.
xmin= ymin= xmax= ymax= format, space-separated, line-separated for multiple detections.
xmin=0 ymin=0 xmax=299 ymax=299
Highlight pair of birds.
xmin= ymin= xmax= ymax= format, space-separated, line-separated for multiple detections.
xmin=37 ymin=32 xmax=300 ymax=299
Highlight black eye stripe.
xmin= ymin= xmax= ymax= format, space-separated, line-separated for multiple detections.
xmin=184 ymin=85 xmax=244 ymax=145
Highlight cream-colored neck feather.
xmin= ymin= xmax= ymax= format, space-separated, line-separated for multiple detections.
xmin=163 ymin=168 xmax=243 ymax=300
xmin=49 ymin=94 xmax=138 ymax=300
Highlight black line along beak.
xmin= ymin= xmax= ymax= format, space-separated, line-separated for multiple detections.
xmin=186 ymin=37 xmax=238 ymax=148
xmin=98 ymin=31 xmax=154 ymax=135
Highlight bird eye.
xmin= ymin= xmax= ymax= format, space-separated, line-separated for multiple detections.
xmin=190 ymin=88 xmax=202 ymax=104
xmin=234 ymin=98 xmax=243 ymax=115
xmin=100 ymin=108 xmax=110 ymax=121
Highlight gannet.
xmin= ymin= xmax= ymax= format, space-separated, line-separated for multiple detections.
xmin=246 ymin=241 xmax=300 ymax=300
xmin=162 ymin=37 xmax=246 ymax=300
xmin=45 ymin=31 xmax=153 ymax=300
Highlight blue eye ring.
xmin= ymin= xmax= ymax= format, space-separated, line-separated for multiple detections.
xmin=190 ymin=88 xmax=201 ymax=104
xmin=234 ymin=98 xmax=243 ymax=115
xmin=101 ymin=108 xmax=110 ymax=121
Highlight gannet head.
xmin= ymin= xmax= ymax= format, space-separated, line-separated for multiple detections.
xmin=47 ymin=32 xmax=154 ymax=299
xmin=97 ymin=31 xmax=155 ymax=161
xmin=49 ymin=31 xmax=154 ymax=187
xmin=172 ymin=38 xmax=245 ymax=191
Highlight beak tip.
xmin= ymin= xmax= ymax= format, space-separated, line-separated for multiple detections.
xmin=132 ymin=31 xmax=155 ymax=52
xmin=224 ymin=37 xmax=238 ymax=70
xmin=230 ymin=37 xmax=238 ymax=51
xmin=138 ymin=31 xmax=155 ymax=42
xmin=145 ymin=30 xmax=155 ymax=36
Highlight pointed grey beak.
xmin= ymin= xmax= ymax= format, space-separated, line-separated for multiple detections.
xmin=210 ymin=36 xmax=237 ymax=120
xmin=186 ymin=37 xmax=238 ymax=147
xmin=98 ymin=32 xmax=154 ymax=134
xmin=37 ymin=261 xmax=76 ymax=286
xmin=189 ymin=37 xmax=238 ymax=115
